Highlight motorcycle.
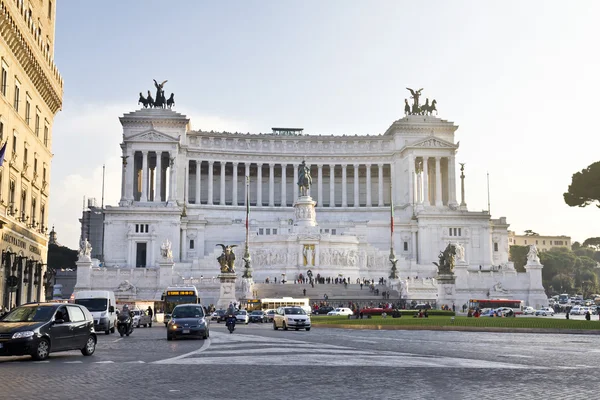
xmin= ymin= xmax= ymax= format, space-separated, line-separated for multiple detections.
xmin=117 ymin=312 xmax=134 ymax=337
xmin=225 ymin=314 xmax=236 ymax=334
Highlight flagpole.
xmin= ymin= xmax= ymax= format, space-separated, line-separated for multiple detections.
xmin=243 ymin=175 xmax=252 ymax=279
xmin=389 ymin=180 xmax=398 ymax=279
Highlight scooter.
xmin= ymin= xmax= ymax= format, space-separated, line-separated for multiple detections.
xmin=225 ymin=314 xmax=236 ymax=334
xmin=117 ymin=312 xmax=134 ymax=337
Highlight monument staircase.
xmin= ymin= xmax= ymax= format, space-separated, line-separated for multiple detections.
xmin=253 ymin=283 xmax=399 ymax=306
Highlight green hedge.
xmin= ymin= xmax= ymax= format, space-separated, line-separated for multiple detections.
xmin=357 ymin=309 xmax=455 ymax=317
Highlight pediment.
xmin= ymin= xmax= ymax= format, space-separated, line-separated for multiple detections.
xmin=407 ymin=136 xmax=457 ymax=149
xmin=125 ymin=129 xmax=179 ymax=143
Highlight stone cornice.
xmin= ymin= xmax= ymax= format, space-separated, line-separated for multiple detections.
xmin=384 ymin=115 xmax=458 ymax=136
xmin=120 ymin=109 xmax=190 ymax=127
xmin=0 ymin=1 xmax=63 ymax=114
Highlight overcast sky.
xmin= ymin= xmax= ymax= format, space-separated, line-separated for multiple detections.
xmin=50 ymin=1 xmax=600 ymax=249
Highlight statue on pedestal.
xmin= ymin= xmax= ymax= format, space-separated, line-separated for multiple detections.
xmin=78 ymin=238 xmax=92 ymax=260
xmin=297 ymin=160 xmax=312 ymax=197
xmin=217 ymin=244 xmax=237 ymax=273
xmin=433 ymin=243 xmax=456 ymax=274
xmin=160 ymin=239 xmax=173 ymax=261
xmin=527 ymin=244 xmax=540 ymax=263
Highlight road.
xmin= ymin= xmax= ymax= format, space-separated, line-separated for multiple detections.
xmin=1 ymin=321 xmax=599 ymax=400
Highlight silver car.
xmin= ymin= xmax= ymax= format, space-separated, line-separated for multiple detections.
xmin=273 ymin=306 xmax=311 ymax=331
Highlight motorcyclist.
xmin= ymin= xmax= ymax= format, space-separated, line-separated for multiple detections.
xmin=118 ymin=305 xmax=134 ymax=334
xmin=225 ymin=304 xmax=237 ymax=330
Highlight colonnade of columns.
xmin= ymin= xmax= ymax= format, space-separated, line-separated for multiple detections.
xmin=186 ymin=161 xmax=392 ymax=208
xmin=121 ymin=150 xmax=175 ymax=203
xmin=412 ymin=155 xmax=457 ymax=207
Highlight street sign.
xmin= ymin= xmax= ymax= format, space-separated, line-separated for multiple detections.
xmin=7 ymin=276 xmax=18 ymax=288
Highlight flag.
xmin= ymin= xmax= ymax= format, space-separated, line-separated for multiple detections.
xmin=0 ymin=141 xmax=6 ymax=167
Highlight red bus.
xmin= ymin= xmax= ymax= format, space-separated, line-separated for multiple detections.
xmin=468 ymin=299 xmax=525 ymax=315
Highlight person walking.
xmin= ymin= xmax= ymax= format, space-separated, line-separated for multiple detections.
xmin=303 ymin=288 xmax=306 ymax=296
xmin=147 ymin=306 xmax=154 ymax=320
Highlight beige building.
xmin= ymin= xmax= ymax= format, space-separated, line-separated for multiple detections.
xmin=508 ymin=231 xmax=571 ymax=252
xmin=0 ymin=0 xmax=63 ymax=309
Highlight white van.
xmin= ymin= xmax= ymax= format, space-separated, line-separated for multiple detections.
xmin=73 ymin=290 xmax=117 ymax=335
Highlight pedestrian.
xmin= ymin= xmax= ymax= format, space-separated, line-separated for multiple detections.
xmin=303 ymin=288 xmax=306 ymax=296
xmin=147 ymin=306 xmax=154 ymax=319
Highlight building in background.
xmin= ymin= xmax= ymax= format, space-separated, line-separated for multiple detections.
xmin=508 ymin=231 xmax=571 ymax=252
xmin=0 ymin=0 xmax=63 ymax=308
xmin=79 ymin=197 xmax=104 ymax=261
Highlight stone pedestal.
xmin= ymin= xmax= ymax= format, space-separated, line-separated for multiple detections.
xmin=241 ymin=277 xmax=254 ymax=300
xmin=436 ymin=273 xmax=456 ymax=309
xmin=159 ymin=259 xmax=175 ymax=289
xmin=294 ymin=196 xmax=317 ymax=227
xmin=216 ymin=273 xmax=238 ymax=309
xmin=73 ymin=258 xmax=93 ymax=291
xmin=525 ymin=258 xmax=546 ymax=309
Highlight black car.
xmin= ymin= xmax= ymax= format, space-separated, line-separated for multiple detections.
xmin=0 ymin=303 xmax=97 ymax=361
xmin=212 ymin=309 xmax=227 ymax=323
xmin=249 ymin=310 xmax=269 ymax=323
xmin=167 ymin=304 xmax=209 ymax=341
xmin=314 ymin=306 xmax=335 ymax=315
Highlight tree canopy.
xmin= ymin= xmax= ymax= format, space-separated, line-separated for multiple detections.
xmin=564 ymin=161 xmax=600 ymax=208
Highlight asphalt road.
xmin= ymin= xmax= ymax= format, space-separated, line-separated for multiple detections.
xmin=1 ymin=321 xmax=599 ymax=400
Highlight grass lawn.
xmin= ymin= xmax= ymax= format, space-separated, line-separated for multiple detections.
xmin=311 ymin=315 xmax=600 ymax=330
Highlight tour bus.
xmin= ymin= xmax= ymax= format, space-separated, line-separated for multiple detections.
xmin=259 ymin=297 xmax=311 ymax=314
xmin=558 ymin=293 xmax=570 ymax=305
xmin=468 ymin=299 xmax=525 ymax=315
xmin=161 ymin=286 xmax=200 ymax=326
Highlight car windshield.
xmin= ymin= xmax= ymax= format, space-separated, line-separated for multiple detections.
xmin=235 ymin=311 xmax=246 ymax=315
xmin=2 ymin=306 xmax=56 ymax=322
xmin=172 ymin=306 xmax=204 ymax=318
xmin=74 ymin=298 xmax=108 ymax=312
xmin=251 ymin=311 xmax=263 ymax=315
xmin=284 ymin=308 xmax=305 ymax=315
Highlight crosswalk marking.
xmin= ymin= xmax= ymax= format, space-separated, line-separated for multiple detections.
xmin=152 ymin=332 xmax=543 ymax=369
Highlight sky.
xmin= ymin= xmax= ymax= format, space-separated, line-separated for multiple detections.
xmin=50 ymin=1 xmax=600 ymax=249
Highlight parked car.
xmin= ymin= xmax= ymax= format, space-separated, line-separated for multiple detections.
xmin=523 ymin=307 xmax=536 ymax=315
xmin=535 ymin=307 xmax=555 ymax=316
xmin=327 ymin=308 xmax=354 ymax=316
xmin=131 ymin=309 xmax=152 ymax=328
xmin=570 ymin=306 xmax=584 ymax=315
xmin=167 ymin=304 xmax=209 ymax=341
xmin=495 ymin=307 xmax=514 ymax=316
xmin=249 ymin=310 xmax=268 ymax=323
xmin=235 ymin=310 xmax=249 ymax=324
xmin=313 ymin=306 xmax=334 ymax=315
xmin=359 ymin=307 xmax=394 ymax=316
xmin=0 ymin=303 xmax=97 ymax=360
xmin=273 ymin=306 xmax=311 ymax=331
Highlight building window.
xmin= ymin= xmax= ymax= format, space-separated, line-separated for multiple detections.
xmin=449 ymin=227 xmax=462 ymax=237
xmin=34 ymin=157 xmax=38 ymax=174
xmin=145 ymin=224 xmax=149 ymax=232
xmin=524 ymin=240 xmax=528 ymax=245
xmin=403 ymin=241 xmax=409 ymax=251
xmin=23 ymin=147 xmax=28 ymax=170
xmin=494 ymin=242 xmax=499 ymax=252
xmin=536 ymin=240 xmax=538 ymax=244
xmin=266 ymin=228 xmax=271 ymax=235
xmin=34 ymin=112 xmax=40 ymax=137
xmin=13 ymin=81 xmax=20 ymax=112
xmin=12 ymin=130 xmax=17 ymax=154
xmin=0 ymin=120 xmax=3 ymax=142
xmin=48 ymin=1 xmax=53 ymax=20
xmin=43 ymin=124 xmax=48 ymax=146
xmin=543 ymin=240 xmax=546 ymax=245
xmin=25 ymin=95 xmax=30 ymax=125
xmin=20 ymin=188 xmax=27 ymax=220
xmin=272 ymin=228 xmax=277 ymax=235
xmin=259 ymin=228 xmax=264 ymax=235
xmin=135 ymin=224 xmax=139 ymax=233
xmin=30 ymin=197 xmax=36 ymax=226
xmin=331 ymin=229 xmax=337 ymax=235
xmin=0 ymin=63 xmax=6 ymax=96
xmin=190 ymin=240 xmax=194 ymax=250
xmin=40 ymin=204 xmax=45 ymax=228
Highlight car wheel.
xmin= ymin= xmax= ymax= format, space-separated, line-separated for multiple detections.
xmin=149 ymin=323 xmax=152 ymax=328
xmin=295 ymin=328 xmax=299 ymax=331
xmin=203 ymin=330 xmax=209 ymax=340
xmin=81 ymin=335 xmax=96 ymax=356
xmin=543 ymin=313 xmax=546 ymax=316
xmin=32 ymin=338 xmax=50 ymax=361
xmin=105 ymin=328 xmax=110 ymax=335
xmin=273 ymin=321 xmax=278 ymax=330
xmin=245 ymin=321 xmax=248 ymax=325
xmin=167 ymin=334 xmax=173 ymax=341
xmin=110 ymin=325 xmax=115 ymax=334
xmin=283 ymin=322 xmax=288 ymax=331
xmin=305 ymin=328 xmax=311 ymax=331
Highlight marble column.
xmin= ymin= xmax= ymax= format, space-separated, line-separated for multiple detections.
xmin=366 ymin=164 xmax=372 ymax=207
xmin=184 ymin=163 xmax=190 ymax=203
xmin=194 ymin=160 xmax=200 ymax=205
xmin=353 ymin=164 xmax=359 ymax=207
xmin=281 ymin=164 xmax=287 ymax=206
xmin=169 ymin=152 xmax=177 ymax=202
xmin=408 ymin=154 xmax=414 ymax=206
xmin=141 ymin=151 xmax=148 ymax=202
xmin=155 ymin=153 xmax=162 ymax=202
xmin=293 ymin=164 xmax=299 ymax=200
xmin=377 ymin=163 xmax=384 ymax=206
xmin=245 ymin=163 xmax=250 ymax=205
xmin=220 ymin=162 xmax=226 ymax=205
xmin=120 ymin=145 xmax=127 ymax=202
xmin=342 ymin=164 xmax=348 ymax=207
xmin=125 ymin=148 xmax=133 ymax=201
xmin=317 ymin=164 xmax=323 ymax=207
xmin=416 ymin=159 xmax=422 ymax=204
xmin=448 ymin=155 xmax=457 ymax=206
xmin=329 ymin=164 xmax=335 ymax=207
xmin=423 ymin=157 xmax=430 ymax=206
xmin=269 ymin=163 xmax=275 ymax=206
xmin=411 ymin=229 xmax=418 ymax=260
xmin=257 ymin=163 xmax=263 ymax=206
xmin=232 ymin=162 xmax=238 ymax=206
xmin=435 ymin=157 xmax=443 ymax=207
xmin=207 ymin=161 xmax=214 ymax=205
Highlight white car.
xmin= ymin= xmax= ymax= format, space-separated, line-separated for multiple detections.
xmin=273 ymin=306 xmax=311 ymax=331
xmin=235 ymin=310 xmax=249 ymax=324
xmin=327 ymin=307 xmax=354 ymax=316
xmin=523 ymin=306 xmax=535 ymax=315
xmin=535 ymin=307 xmax=555 ymax=316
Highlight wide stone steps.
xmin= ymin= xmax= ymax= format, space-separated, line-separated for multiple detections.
xmin=253 ymin=283 xmax=398 ymax=301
